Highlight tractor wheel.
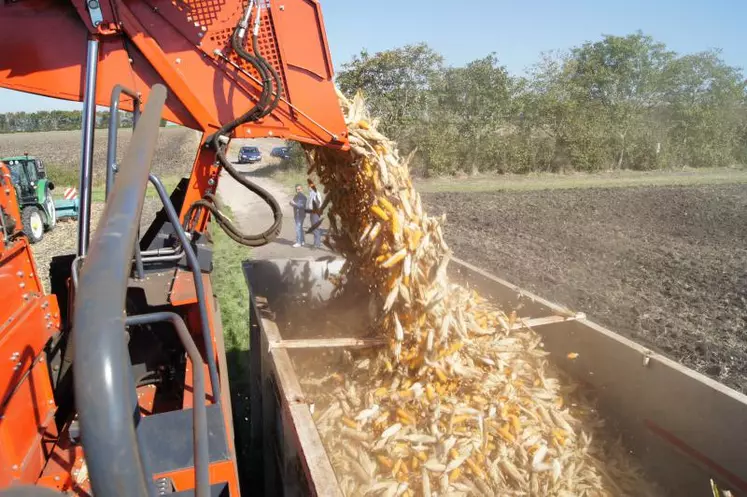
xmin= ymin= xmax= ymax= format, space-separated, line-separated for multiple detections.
xmin=44 ymin=193 xmax=56 ymax=231
xmin=22 ymin=206 xmax=44 ymax=243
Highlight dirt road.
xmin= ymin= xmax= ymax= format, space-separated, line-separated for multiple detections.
xmin=217 ymin=138 xmax=332 ymax=260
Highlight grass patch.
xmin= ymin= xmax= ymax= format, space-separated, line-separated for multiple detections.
xmin=46 ymin=163 xmax=80 ymax=188
xmin=48 ymin=174 xmax=184 ymax=203
xmin=210 ymin=203 xmax=253 ymax=486
xmin=414 ymin=167 xmax=747 ymax=193
xmin=212 ymin=213 xmax=252 ymax=372
xmin=270 ymin=168 xmax=309 ymax=189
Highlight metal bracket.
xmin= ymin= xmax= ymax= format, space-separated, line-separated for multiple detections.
xmin=155 ymin=477 xmax=175 ymax=494
xmin=86 ymin=0 xmax=104 ymax=27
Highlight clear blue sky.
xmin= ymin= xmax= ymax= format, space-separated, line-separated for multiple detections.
xmin=1 ymin=0 xmax=744 ymax=112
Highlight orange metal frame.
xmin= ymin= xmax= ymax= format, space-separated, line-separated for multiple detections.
xmin=0 ymin=0 xmax=348 ymax=494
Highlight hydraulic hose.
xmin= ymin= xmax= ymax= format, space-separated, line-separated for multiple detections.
xmin=252 ymin=34 xmax=283 ymax=117
xmin=185 ymin=4 xmax=285 ymax=247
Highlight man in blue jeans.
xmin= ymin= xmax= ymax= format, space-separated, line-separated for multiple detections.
xmin=289 ymin=184 xmax=307 ymax=247
xmin=306 ymin=179 xmax=323 ymax=249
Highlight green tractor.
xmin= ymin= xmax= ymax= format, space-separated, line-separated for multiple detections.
xmin=2 ymin=155 xmax=56 ymax=243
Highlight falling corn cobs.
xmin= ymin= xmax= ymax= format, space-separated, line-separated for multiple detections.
xmin=301 ymin=90 xmax=659 ymax=497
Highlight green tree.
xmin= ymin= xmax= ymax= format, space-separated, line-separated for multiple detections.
xmin=570 ymin=32 xmax=675 ymax=169
xmin=429 ymin=54 xmax=515 ymax=173
xmin=336 ymin=43 xmax=443 ymax=137
xmin=661 ymin=50 xmax=746 ymax=167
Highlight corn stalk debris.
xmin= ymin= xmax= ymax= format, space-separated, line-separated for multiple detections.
xmin=301 ymin=91 xmax=659 ymax=497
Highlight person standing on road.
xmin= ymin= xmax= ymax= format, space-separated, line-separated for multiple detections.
xmin=289 ymin=184 xmax=307 ymax=248
xmin=306 ymin=179 xmax=323 ymax=249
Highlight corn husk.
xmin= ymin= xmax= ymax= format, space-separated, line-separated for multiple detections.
xmin=301 ymin=90 xmax=660 ymax=497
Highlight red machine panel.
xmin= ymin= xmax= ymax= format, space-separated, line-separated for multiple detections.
xmin=0 ymin=0 xmax=348 ymax=146
xmin=0 ymin=357 xmax=57 ymax=486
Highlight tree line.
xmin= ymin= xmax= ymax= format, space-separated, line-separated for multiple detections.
xmin=0 ymin=110 xmax=152 ymax=133
xmin=336 ymin=32 xmax=747 ymax=175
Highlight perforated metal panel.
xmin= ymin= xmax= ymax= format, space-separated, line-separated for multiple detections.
xmin=170 ymin=0 xmax=225 ymax=30
xmin=205 ymin=2 xmax=287 ymax=97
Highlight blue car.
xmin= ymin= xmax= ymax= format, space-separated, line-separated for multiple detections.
xmin=270 ymin=146 xmax=291 ymax=159
xmin=238 ymin=146 xmax=262 ymax=164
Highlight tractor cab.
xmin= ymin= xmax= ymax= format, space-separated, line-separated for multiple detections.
xmin=1 ymin=155 xmax=56 ymax=243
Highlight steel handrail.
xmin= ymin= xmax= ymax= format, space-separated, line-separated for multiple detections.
xmin=148 ymin=174 xmax=221 ymax=401
xmin=107 ymin=84 xmax=146 ymax=279
xmin=73 ymin=84 xmax=167 ymax=497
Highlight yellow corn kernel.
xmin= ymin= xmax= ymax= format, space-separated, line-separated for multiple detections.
xmin=508 ymin=414 xmax=521 ymax=434
xmin=449 ymin=467 xmax=461 ymax=482
xmin=465 ymin=457 xmax=484 ymax=479
xmin=552 ymin=428 xmax=567 ymax=446
xmin=434 ymin=368 xmax=448 ymax=383
xmin=342 ymin=417 xmax=357 ymax=429
xmin=381 ymin=248 xmax=407 ymax=269
xmin=449 ymin=448 xmax=459 ymax=460
xmin=407 ymin=228 xmax=422 ymax=251
xmin=357 ymin=120 xmax=371 ymax=130
xmin=401 ymin=379 xmax=413 ymax=389
xmin=396 ymin=408 xmax=416 ymax=425
xmin=400 ymin=460 xmax=410 ymax=475
xmin=398 ymin=389 xmax=414 ymax=399
xmin=375 ymin=253 xmax=390 ymax=264
xmin=370 ymin=205 xmax=389 ymax=222
xmin=391 ymin=458 xmax=402 ymax=478
xmin=377 ymin=455 xmax=393 ymax=469
xmin=374 ymin=387 xmax=388 ymax=397
xmin=425 ymin=384 xmax=436 ymax=401
xmin=498 ymin=424 xmax=515 ymax=443
xmin=379 ymin=197 xmax=397 ymax=216
xmin=411 ymin=456 xmax=419 ymax=470
xmin=417 ymin=452 xmax=428 ymax=462
xmin=451 ymin=415 xmax=470 ymax=425
xmin=391 ymin=214 xmax=401 ymax=238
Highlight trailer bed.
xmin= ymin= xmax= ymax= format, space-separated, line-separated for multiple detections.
xmin=244 ymin=258 xmax=747 ymax=496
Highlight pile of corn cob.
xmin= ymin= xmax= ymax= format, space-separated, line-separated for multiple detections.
xmin=301 ymin=91 xmax=658 ymax=496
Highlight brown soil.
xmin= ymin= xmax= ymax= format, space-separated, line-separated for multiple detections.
xmin=423 ymin=184 xmax=747 ymax=393
xmin=0 ymin=127 xmax=201 ymax=181
xmin=31 ymin=198 xmax=161 ymax=293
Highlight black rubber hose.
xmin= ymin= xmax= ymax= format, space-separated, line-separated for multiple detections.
xmin=182 ymin=18 xmax=285 ymax=247
xmin=191 ymin=26 xmax=282 ymax=246
xmin=230 ymin=29 xmax=271 ymax=121
xmin=251 ymin=34 xmax=283 ymax=117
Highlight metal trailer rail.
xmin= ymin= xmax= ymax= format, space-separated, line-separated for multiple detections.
xmin=244 ymin=257 xmax=747 ymax=497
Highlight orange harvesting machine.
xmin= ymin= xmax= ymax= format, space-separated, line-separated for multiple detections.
xmin=0 ymin=0 xmax=348 ymax=495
